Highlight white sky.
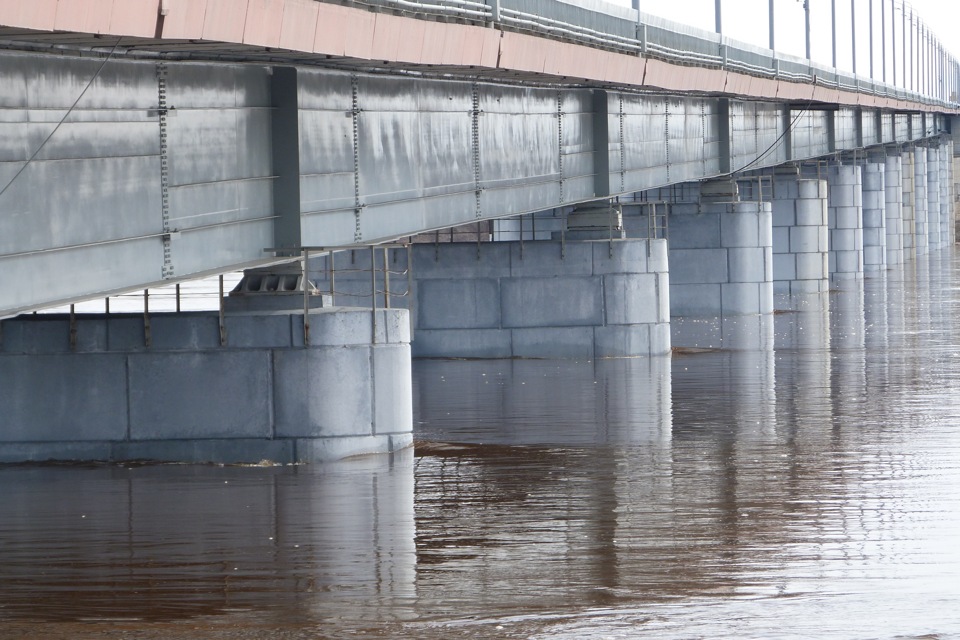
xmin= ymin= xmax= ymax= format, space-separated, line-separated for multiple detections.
xmin=615 ymin=0 xmax=960 ymax=83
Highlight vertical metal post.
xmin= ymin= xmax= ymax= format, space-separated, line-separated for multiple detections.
xmin=383 ymin=247 xmax=391 ymax=309
xmin=831 ymin=0 xmax=837 ymax=68
xmin=561 ymin=208 xmax=567 ymax=259
xmin=909 ymin=9 xmax=913 ymax=92
xmin=370 ymin=245 xmax=377 ymax=344
xmin=868 ymin=0 xmax=874 ymax=80
xmin=175 ymin=283 xmax=181 ymax=312
xmin=328 ymin=250 xmax=335 ymax=306
xmin=69 ymin=304 xmax=77 ymax=352
xmin=105 ymin=297 xmax=110 ymax=315
xmin=608 ymin=200 xmax=614 ymax=258
xmin=805 ymin=0 xmax=811 ymax=61
xmin=714 ymin=0 xmax=721 ymax=34
xmin=881 ymin=0 xmax=886 ymax=83
xmin=519 ymin=215 xmax=524 ymax=259
xmin=143 ymin=289 xmax=151 ymax=348
xmin=768 ymin=0 xmax=774 ymax=51
xmin=922 ymin=23 xmax=927 ymax=95
xmin=406 ymin=244 xmax=414 ymax=340
xmin=218 ymin=274 xmax=226 ymax=347
xmin=302 ymin=249 xmax=310 ymax=346
xmin=851 ymin=0 xmax=857 ymax=75
xmin=893 ymin=0 xmax=898 ymax=87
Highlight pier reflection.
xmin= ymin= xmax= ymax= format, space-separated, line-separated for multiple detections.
xmin=0 ymin=454 xmax=416 ymax=628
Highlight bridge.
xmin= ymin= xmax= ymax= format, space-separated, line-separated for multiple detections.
xmin=0 ymin=0 xmax=958 ymax=463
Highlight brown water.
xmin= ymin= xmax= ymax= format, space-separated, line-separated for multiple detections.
xmin=3 ymin=252 xmax=960 ymax=639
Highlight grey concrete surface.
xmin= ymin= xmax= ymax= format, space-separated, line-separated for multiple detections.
xmin=409 ymin=239 xmax=671 ymax=358
xmin=0 ymin=308 xmax=412 ymax=464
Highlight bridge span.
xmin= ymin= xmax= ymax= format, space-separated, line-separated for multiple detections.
xmin=1 ymin=0 xmax=959 ymax=463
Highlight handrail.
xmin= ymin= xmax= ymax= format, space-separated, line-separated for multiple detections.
xmin=331 ymin=0 xmax=959 ymax=110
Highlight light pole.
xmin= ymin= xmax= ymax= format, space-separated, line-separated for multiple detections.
xmin=852 ymin=0 xmax=857 ymax=75
xmin=831 ymin=0 xmax=837 ymax=68
xmin=769 ymin=0 xmax=775 ymax=50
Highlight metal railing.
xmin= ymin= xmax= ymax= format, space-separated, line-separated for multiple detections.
xmin=331 ymin=0 xmax=959 ymax=110
xmin=267 ymin=244 xmax=414 ymax=346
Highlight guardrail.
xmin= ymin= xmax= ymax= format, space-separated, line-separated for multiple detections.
xmin=337 ymin=0 xmax=958 ymax=110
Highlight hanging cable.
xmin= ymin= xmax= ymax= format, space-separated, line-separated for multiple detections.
xmin=731 ymin=98 xmax=815 ymax=177
xmin=0 ymin=37 xmax=124 ymax=201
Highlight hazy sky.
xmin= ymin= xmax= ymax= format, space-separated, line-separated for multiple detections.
xmin=619 ymin=0 xmax=960 ymax=84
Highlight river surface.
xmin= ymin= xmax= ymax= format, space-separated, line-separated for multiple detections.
xmin=3 ymin=252 xmax=960 ymax=639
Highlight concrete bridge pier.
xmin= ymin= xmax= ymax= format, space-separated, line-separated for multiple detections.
xmin=315 ymin=238 xmax=672 ymax=359
xmin=901 ymin=151 xmax=917 ymax=258
xmin=914 ymin=148 xmax=930 ymax=255
xmin=861 ymin=162 xmax=888 ymax=273
xmin=884 ymin=154 xmax=906 ymax=267
xmin=0 ymin=301 xmax=414 ymax=464
xmin=939 ymin=142 xmax=954 ymax=247
xmin=767 ymin=170 xmax=830 ymax=298
xmin=825 ymin=164 xmax=864 ymax=280
xmin=662 ymin=183 xmax=774 ymax=350
xmin=927 ymin=147 xmax=942 ymax=249
xmin=666 ymin=193 xmax=773 ymax=319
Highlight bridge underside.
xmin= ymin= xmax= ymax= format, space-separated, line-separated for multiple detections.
xmin=0 ymin=43 xmax=953 ymax=317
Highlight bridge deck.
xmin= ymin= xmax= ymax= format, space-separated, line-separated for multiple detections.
xmin=0 ymin=0 xmax=956 ymax=316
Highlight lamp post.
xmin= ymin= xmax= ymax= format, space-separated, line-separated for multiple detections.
xmin=831 ymin=0 xmax=837 ymax=68
xmin=769 ymin=0 xmax=775 ymax=50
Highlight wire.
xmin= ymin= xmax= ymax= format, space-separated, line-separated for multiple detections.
xmin=730 ymin=98 xmax=815 ymax=177
xmin=0 ymin=37 xmax=123 ymax=202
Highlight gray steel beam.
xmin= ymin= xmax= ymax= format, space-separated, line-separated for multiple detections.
xmin=718 ymin=98 xmax=732 ymax=174
xmin=592 ymin=89 xmax=611 ymax=198
xmin=0 ymin=49 xmax=952 ymax=316
xmin=271 ymin=66 xmax=301 ymax=255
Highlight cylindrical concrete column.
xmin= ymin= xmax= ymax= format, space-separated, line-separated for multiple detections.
xmin=771 ymin=174 xmax=829 ymax=295
xmin=668 ymin=200 xmax=773 ymax=318
xmin=914 ymin=148 xmax=929 ymax=255
xmin=953 ymin=147 xmax=960 ymax=244
xmin=902 ymin=151 xmax=916 ymax=257
xmin=939 ymin=142 xmax=952 ymax=248
xmin=827 ymin=164 xmax=864 ymax=280
xmin=927 ymin=146 xmax=942 ymax=249
xmin=861 ymin=162 xmax=887 ymax=272
xmin=884 ymin=155 xmax=905 ymax=266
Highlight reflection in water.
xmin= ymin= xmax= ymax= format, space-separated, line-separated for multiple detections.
xmin=0 ymin=456 xmax=416 ymax=636
xmin=4 ymin=256 xmax=960 ymax=638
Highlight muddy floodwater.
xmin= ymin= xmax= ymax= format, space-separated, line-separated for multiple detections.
xmin=3 ymin=253 xmax=960 ymax=639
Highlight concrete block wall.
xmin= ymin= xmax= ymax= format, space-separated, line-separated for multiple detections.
xmin=914 ymin=148 xmax=929 ymax=254
xmin=668 ymin=201 xmax=774 ymax=317
xmin=927 ymin=147 xmax=942 ymax=249
xmin=770 ymin=176 xmax=829 ymax=295
xmin=902 ymin=151 xmax=916 ymax=254
xmin=409 ymin=239 xmax=671 ymax=359
xmin=861 ymin=162 xmax=887 ymax=272
xmin=826 ymin=164 xmax=864 ymax=280
xmin=884 ymin=155 xmax=905 ymax=266
xmin=0 ymin=309 xmax=413 ymax=464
